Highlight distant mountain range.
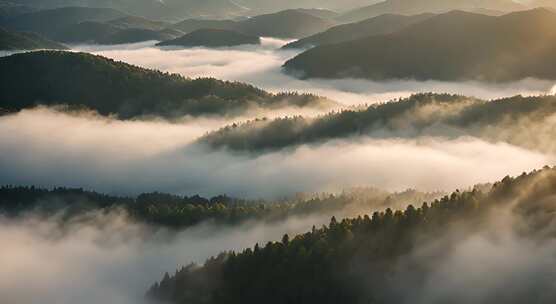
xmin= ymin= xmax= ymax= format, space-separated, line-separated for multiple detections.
xmin=284 ymin=9 xmax=556 ymax=82
xmin=157 ymin=29 xmax=260 ymax=48
xmin=337 ymin=0 xmax=526 ymax=23
xmin=0 ymin=6 xmax=127 ymax=38
xmin=283 ymin=13 xmax=433 ymax=49
xmin=172 ymin=9 xmax=336 ymax=39
xmin=0 ymin=51 xmax=336 ymax=119
xmin=0 ymin=6 xmax=336 ymax=45
xmin=0 ymin=0 xmax=374 ymax=21
xmin=0 ymin=27 xmax=66 ymax=50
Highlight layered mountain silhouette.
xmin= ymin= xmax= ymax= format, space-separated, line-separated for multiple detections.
xmin=172 ymin=9 xmax=336 ymax=39
xmin=283 ymin=13 xmax=433 ymax=49
xmin=0 ymin=51 xmax=336 ymax=118
xmin=284 ymin=9 xmax=556 ymax=82
xmin=337 ymin=0 xmax=525 ymax=22
xmin=0 ymin=27 xmax=67 ymax=50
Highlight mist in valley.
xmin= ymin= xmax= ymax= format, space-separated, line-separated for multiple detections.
xmin=0 ymin=210 xmax=333 ymax=304
xmin=73 ymin=39 xmax=556 ymax=107
xmin=0 ymin=107 xmax=553 ymax=198
xmin=2 ymin=6 xmax=556 ymax=303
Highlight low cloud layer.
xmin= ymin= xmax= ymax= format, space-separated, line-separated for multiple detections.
xmin=0 ymin=107 xmax=552 ymax=198
xmin=0 ymin=211 xmax=331 ymax=304
xmin=74 ymin=40 xmax=556 ymax=107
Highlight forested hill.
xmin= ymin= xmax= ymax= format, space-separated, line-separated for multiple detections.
xmin=282 ymin=13 xmax=433 ymax=50
xmin=0 ymin=27 xmax=67 ymax=50
xmin=147 ymin=166 xmax=556 ymax=304
xmin=171 ymin=9 xmax=336 ymax=39
xmin=284 ymin=9 xmax=556 ymax=82
xmin=0 ymin=185 xmax=439 ymax=229
xmin=0 ymin=51 xmax=336 ymax=119
xmin=200 ymin=93 xmax=556 ymax=153
xmin=1 ymin=6 xmax=128 ymax=38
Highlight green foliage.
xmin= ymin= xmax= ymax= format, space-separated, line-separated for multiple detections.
xmin=0 ymin=185 xmax=438 ymax=229
xmin=0 ymin=51 xmax=334 ymax=118
xmin=200 ymin=93 xmax=556 ymax=152
xmin=147 ymin=166 xmax=556 ymax=304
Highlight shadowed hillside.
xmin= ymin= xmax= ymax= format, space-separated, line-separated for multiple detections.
xmin=172 ymin=9 xmax=336 ymax=39
xmin=147 ymin=166 xmax=556 ymax=304
xmin=284 ymin=9 xmax=556 ymax=82
xmin=283 ymin=13 xmax=433 ymax=49
xmin=0 ymin=51 xmax=336 ymax=119
xmin=0 ymin=27 xmax=67 ymax=50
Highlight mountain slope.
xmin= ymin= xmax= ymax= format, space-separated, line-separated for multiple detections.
xmin=157 ymin=29 xmax=260 ymax=48
xmin=2 ymin=6 xmax=128 ymax=39
xmin=0 ymin=51 xmax=336 ymax=118
xmin=97 ymin=28 xmax=179 ymax=44
xmin=284 ymin=9 xmax=556 ymax=82
xmin=53 ymin=21 xmax=121 ymax=43
xmin=200 ymin=93 xmax=556 ymax=153
xmin=106 ymin=15 xmax=171 ymax=30
xmin=283 ymin=13 xmax=433 ymax=49
xmin=171 ymin=19 xmax=239 ymax=34
xmin=172 ymin=9 xmax=336 ymax=39
xmin=0 ymin=27 xmax=67 ymax=50
xmin=147 ymin=166 xmax=556 ymax=304
xmin=237 ymin=9 xmax=336 ymax=38
xmin=338 ymin=0 xmax=525 ymax=22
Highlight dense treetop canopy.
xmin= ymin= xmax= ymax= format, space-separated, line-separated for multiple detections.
xmin=0 ymin=51 xmax=336 ymax=119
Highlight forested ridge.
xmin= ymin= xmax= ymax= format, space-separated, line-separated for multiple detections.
xmin=0 ymin=27 xmax=67 ymax=50
xmin=171 ymin=9 xmax=335 ymax=39
xmin=284 ymin=9 xmax=556 ymax=82
xmin=0 ymin=185 xmax=438 ymax=229
xmin=0 ymin=51 xmax=336 ymax=119
xmin=200 ymin=93 xmax=556 ymax=152
xmin=147 ymin=166 xmax=556 ymax=304
xmin=282 ymin=13 xmax=433 ymax=50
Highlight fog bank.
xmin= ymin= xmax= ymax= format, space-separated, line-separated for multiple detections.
xmin=0 ymin=108 xmax=552 ymax=198
xmin=74 ymin=40 xmax=556 ymax=106
xmin=0 ymin=211 xmax=331 ymax=304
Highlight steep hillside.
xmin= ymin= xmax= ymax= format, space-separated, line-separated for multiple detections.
xmin=284 ymin=9 xmax=556 ymax=82
xmin=172 ymin=9 xmax=336 ymax=39
xmin=0 ymin=51 xmax=336 ymax=118
xmin=283 ymin=13 xmax=433 ymax=49
xmin=147 ymin=166 xmax=556 ymax=304
xmin=0 ymin=27 xmax=67 ymax=50
xmin=2 ymin=6 xmax=127 ymax=38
